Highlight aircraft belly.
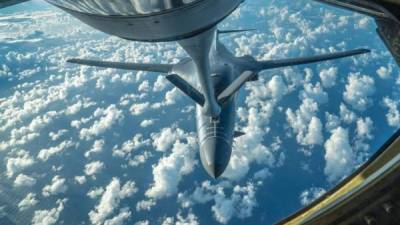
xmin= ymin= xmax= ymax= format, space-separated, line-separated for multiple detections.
xmin=196 ymin=98 xmax=236 ymax=177
xmin=196 ymin=99 xmax=235 ymax=146
xmin=47 ymin=0 xmax=242 ymax=42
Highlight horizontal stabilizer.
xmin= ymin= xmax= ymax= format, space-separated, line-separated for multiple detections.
xmin=313 ymin=0 xmax=388 ymax=18
xmin=217 ymin=71 xmax=255 ymax=104
xmin=166 ymin=74 xmax=205 ymax=106
xmin=257 ymin=48 xmax=370 ymax=71
xmin=218 ymin=29 xmax=256 ymax=34
xmin=234 ymin=131 xmax=246 ymax=138
xmin=67 ymin=58 xmax=173 ymax=73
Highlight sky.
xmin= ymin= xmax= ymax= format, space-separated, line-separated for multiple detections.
xmin=0 ymin=0 xmax=400 ymax=225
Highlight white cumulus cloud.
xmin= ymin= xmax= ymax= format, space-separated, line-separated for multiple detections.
xmin=14 ymin=173 xmax=36 ymax=187
xmin=151 ymin=127 xmax=186 ymax=152
xmin=37 ymin=140 xmax=75 ymax=162
xmin=42 ymin=175 xmax=68 ymax=197
xmin=383 ymin=97 xmax=400 ymax=128
xmin=300 ymin=187 xmax=326 ymax=206
xmin=85 ymin=161 xmax=105 ymax=176
xmin=6 ymin=151 xmax=35 ymax=178
xmin=146 ymin=136 xmax=197 ymax=199
xmin=319 ymin=67 xmax=337 ymax=88
xmin=286 ymin=98 xmax=323 ymax=146
xmin=80 ymin=105 xmax=124 ymax=140
xmin=343 ymin=73 xmax=375 ymax=111
xmin=32 ymin=199 xmax=67 ymax=225
xmin=85 ymin=139 xmax=105 ymax=158
xmin=89 ymin=178 xmax=137 ymax=225
xmin=18 ymin=193 xmax=38 ymax=211
xmin=324 ymin=127 xmax=354 ymax=182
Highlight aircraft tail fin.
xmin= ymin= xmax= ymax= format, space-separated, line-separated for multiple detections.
xmin=166 ymin=74 xmax=205 ymax=106
xmin=234 ymin=131 xmax=246 ymax=138
xmin=217 ymin=71 xmax=255 ymax=104
xmin=256 ymin=48 xmax=370 ymax=71
xmin=67 ymin=58 xmax=174 ymax=73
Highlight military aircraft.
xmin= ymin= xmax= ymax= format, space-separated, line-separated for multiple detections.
xmin=0 ymin=0 xmax=370 ymax=178
xmin=313 ymin=0 xmax=400 ymax=65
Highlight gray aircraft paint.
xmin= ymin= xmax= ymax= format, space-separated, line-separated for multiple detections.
xmin=45 ymin=0 xmax=243 ymax=42
xmin=3 ymin=0 xmax=369 ymax=178
xmin=0 ymin=0 xmax=29 ymax=9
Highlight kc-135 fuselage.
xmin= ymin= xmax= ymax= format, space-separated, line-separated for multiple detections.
xmin=40 ymin=0 xmax=370 ymax=178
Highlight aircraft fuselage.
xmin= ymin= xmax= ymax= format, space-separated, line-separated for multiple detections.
xmin=172 ymin=29 xmax=250 ymax=178
xmin=196 ymin=45 xmax=238 ymax=179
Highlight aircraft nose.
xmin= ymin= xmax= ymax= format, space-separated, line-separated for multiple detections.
xmin=200 ymin=137 xmax=232 ymax=178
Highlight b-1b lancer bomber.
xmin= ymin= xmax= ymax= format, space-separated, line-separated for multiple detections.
xmin=3 ymin=0 xmax=370 ymax=178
